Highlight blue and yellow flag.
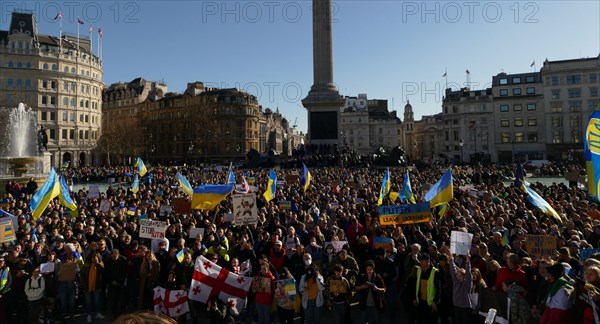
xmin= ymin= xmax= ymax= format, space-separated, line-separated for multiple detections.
xmin=522 ymin=183 xmax=563 ymax=223
xmin=191 ymin=184 xmax=234 ymax=210
xmin=176 ymin=249 xmax=185 ymax=263
xmin=30 ymin=168 xmax=61 ymax=220
xmin=177 ymin=172 xmax=193 ymax=197
xmin=263 ymin=169 xmax=277 ymax=202
xmin=59 ymin=175 xmax=77 ymax=211
xmin=377 ymin=168 xmax=391 ymax=206
xmin=227 ymin=163 xmax=235 ymax=185
xmin=134 ymin=157 xmax=148 ymax=177
xmin=424 ymin=169 xmax=453 ymax=208
xmin=62 ymin=161 xmax=70 ymax=169
xmin=501 ymin=230 xmax=510 ymax=247
xmin=301 ymin=163 xmax=312 ymax=192
xmin=585 ymin=104 xmax=600 ymax=201
xmin=400 ymin=171 xmax=416 ymax=204
xmin=131 ymin=174 xmax=140 ymax=194
xmin=514 ymin=163 xmax=525 ymax=188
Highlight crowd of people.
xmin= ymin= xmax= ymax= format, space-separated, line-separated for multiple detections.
xmin=0 ymin=155 xmax=599 ymax=324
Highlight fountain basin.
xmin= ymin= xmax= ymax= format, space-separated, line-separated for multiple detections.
xmin=0 ymin=156 xmax=42 ymax=177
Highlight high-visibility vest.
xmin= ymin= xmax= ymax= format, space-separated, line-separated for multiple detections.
xmin=415 ymin=267 xmax=437 ymax=305
xmin=0 ymin=267 xmax=10 ymax=293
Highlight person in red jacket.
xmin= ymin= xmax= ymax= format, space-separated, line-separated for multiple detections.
xmin=494 ymin=253 xmax=529 ymax=293
xmin=252 ymin=261 xmax=275 ymax=324
xmin=269 ymin=240 xmax=286 ymax=274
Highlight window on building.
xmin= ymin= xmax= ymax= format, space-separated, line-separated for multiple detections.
xmin=514 ymin=118 xmax=523 ymax=127
xmin=52 ymin=64 xmax=57 ymax=70
xmin=51 ymin=81 xmax=56 ymax=89
xmin=528 ymin=133 xmax=538 ymax=143
xmin=514 ymin=132 xmax=524 ymax=143
xmin=551 ymin=76 xmax=559 ymax=86
xmin=50 ymin=96 xmax=56 ymax=105
xmin=71 ymin=67 xmax=76 ymax=74
xmin=528 ymin=118 xmax=537 ymax=126
xmin=552 ymin=89 xmax=560 ymax=99
xmin=64 ymin=66 xmax=69 ymax=73
xmin=566 ymin=74 xmax=582 ymax=85
xmin=526 ymin=76 xmax=535 ymax=83
xmin=513 ymin=88 xmax=522 ymax=95
xmin=80 ymin=100 xmax=84 ymax=108
xmin=85 ymin=115 xmax=89 ymax=123
xmin=573 ymin=131 xmax=582 ymax=143
xmin=500 ymin=104 xmax=509 ymax=112
xmin=499 ymin=78 xmax=508 ymax=85
xmin=500 ymin=119 xmax=510 ymax=127
xmin=568 ymin=88 xmax=582 ymax=98
xmin=499 ymin=89 xmax=508 ymax=96
xmin=43 ymin=63 xmax=48 ymax=70
xmin=49 ymin=129 xmax=55 ymax=140
xmin=70 ymin=113 xmax=75 ymax=122
xmin=41 ymin=111 xmax=47 ymax=120
xmin=527 ymin=103 xmax=536 ymax=110
xmin=50 ymin=112 xmax=55 ymax=121
xmin=42 ymin=80 xmax=47 ymax=88
xmin=569 ymin=101 xmax=582 ymax=111
xmin=552 ymin=117 xmax=562 ymax=127
xmin=590 ymin=100 xmax=600 ymax=109
xmin=70 ymin=98 xmax=75 ymax=107
xmin=62 ymin=112 xmax=68 ymax=121
xmin=71 ymin=83 xmax=75 ymax=91
xmin=69 ymin=130 xmax=74 ymax=139
xmin=7 ymin=79 xmax=14 ymax=87
xmin=41 ymin=96 xmax=47 ymax=105
xmin=552 ymin=131 xmax=563 ymax=143
xmin=591 ymin=73 xmax=598 ymax=84
xmin=501 ymin=132 xmax=511 ymax=143
xmin=526 ymin=87 xmax=535 ymax=94
xmin=25 ymin=62 xmax=31 ymax=69
xmin=63 ymin=97 xmax=68 ymax=106
xmin=79 ymin=130 xmax=83 ymax=139
xmin=79 ymin=114 xmax=83 ymax=122
xmin=591 ymin=87 xmax=599 ymax=97
xmin=512 ymin=77 xmax=521 ymax=84
xmin=62 ymin=129 xmax=67 ymax=139
xmin=570 ymin=115 xmax=581 ymax=127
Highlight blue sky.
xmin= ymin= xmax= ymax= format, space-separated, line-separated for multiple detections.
xmin=3 ymin=1 xmax=599 ymax=132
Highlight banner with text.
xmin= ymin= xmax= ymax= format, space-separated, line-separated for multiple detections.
xmin=233 ymin=194 xmax=258 ymax=226
xmin=525 ymin=234 xmax=557 ymax=257
xmin=139 ymin=220 xmax=167 ymax=239
xmin=378 ymin=203 xmax=432 ymax=225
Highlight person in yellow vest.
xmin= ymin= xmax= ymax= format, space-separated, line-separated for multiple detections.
xmin=0 ymin=256 xmax=13 ymax=323
xmin=413 ymin=253 xmax=442 ymax=324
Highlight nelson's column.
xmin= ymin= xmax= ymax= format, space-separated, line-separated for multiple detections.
xmin=301 ymin=0 xmax=345 ymax=147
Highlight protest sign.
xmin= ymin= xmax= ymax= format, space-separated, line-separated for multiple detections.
xmin=139 ymin=220 xmax=167 ymax=239
xmin=525 ymin=235 xmax=557 ymax=257
xmin=324 ymin=241 xmax=347 ymax=253
xmin=373 ymin=237 xmax=393 ymax=252
xmin=126 ymin=207 xmax=136 ymax=216
xmin=0 ymin=219 xmax=14 ymax=242
xmin=275 ymin=278 xmax=296 ymax=296
xmin=159 ymin=205 xmax=172 ymax=217
xmin=279 ymin=201 xmax=292 ymax=210
xmin=40 ymin=262 xmax=55 ymax=273
xmin=88 ymin=185 xmax=100 ymax=198
xmin=450 ymin=231 xmax=473 ymax=255
xmin=233 ymin=194 xmax=258 ymax=226
xmin=189 ymin=227 xmax=205 ymax=240
xmin=173 ymin=198 xmax=192 ymax=215
xmin=378 ymin=203 xmax=432 ymax=225
xmin=99 ymin=199 xmax=111 ymax=213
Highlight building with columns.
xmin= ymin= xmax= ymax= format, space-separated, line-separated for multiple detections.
xmin=0 ymin=12 xmax=104 ymax=167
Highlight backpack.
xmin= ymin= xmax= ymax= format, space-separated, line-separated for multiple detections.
xmin=28 ymin=277 xmax=42 ymax=290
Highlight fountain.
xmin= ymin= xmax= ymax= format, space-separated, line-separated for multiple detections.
xmin=0 ymin=103 xmax=49 ymax=187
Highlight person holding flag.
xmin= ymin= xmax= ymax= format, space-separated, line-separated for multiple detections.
xmin=263 ymin=169 xmax=277 ymax=203
xmin=425 ymin=169 xmax=453 ymax=207
xmin=400 ymin=170 xmax=416 ymax=204
xmin=377 ymin=168 xmax=391 ymax=206
xmin=302 ymin=163 xmax=312 ymax=192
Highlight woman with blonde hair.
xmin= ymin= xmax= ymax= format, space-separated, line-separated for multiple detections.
xmin=139 ymin=250 xmax=160 ymax=310
xmin=114 ymin=311 xmax=177 ymax=324
xmin=469 ymin=267 xmax=487 ymax=323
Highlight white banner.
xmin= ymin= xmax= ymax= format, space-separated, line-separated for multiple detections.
xmin=232 ymin=194 xmax=258 ymax=226
xmin=450 ymin=231 xmax=473 ymax=255
xmin=140 ymin=220 xmax=167 ymax=239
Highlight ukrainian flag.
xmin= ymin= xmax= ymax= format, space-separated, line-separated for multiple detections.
xmin=134 ymin=157 xmax=148 ymax=177
xmin=176 ymin=249 xmax=185 ymax=263
xmin=177 ymin=172 xmax=193 ymax=197
xmin=514 ymin=163 xmax=526 ymax=188
xmin=59 ymin=175 xmax=77 ymax=211
xmin=263 ymin=169 xmax=277 ymax=202
xmin=301 ymin=163 xmax=312 ymax=192
xmin=131 ymin=174 xmax=140 ymax=194
xmin=522 ymin=183 xmax=564 ymax=223
xmin=30 ymin=168 xmax=61 ymax=220
xmin=424 ymin=169 xmax=453 ymax=208
xmin=400 ymin=171 xmax=416 ymax=204
xmin=585 ymin=104 xmax=600 ymax=201
xmin=192 ymin=184 xmax=234 ymax=210
xmin=501 ymin=230 xmax=510 ymax=247
xmin=377 ymin=168 xmax=391 ymax=206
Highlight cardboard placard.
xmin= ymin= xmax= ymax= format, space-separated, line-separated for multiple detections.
xmin=58 ymin=262 xmax=77 ymax=281
xmin=525 ymin=235 xmax=557 ymax=257
xmin=139 ymin=220 xmax=167 ymax=239
xmin=450 ymin=231 xmax=473 ymax=255
xmin=233 ymin=194 xmax=258 ymax=226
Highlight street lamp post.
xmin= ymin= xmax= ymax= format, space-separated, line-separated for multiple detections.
xmin=458 ymin=138 xmax=464 ymax=163
xmin=57 ymin=147 xmax=61 ymax=168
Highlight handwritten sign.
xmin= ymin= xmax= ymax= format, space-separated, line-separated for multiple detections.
xmin=88 ymin=185 xmax=100 ymax=198
xmin=159 ymin=205 xmax=172 ymax=217
xmin=40 ymin=262 xmax=55 ymax=273
xmin=139 ymin=220 xmax=167 ymax=239
xmin=378 ymin=203 xmax=432 ymax=225
xmin=99 ymin=199 xmax=111 ymax=213
xmin=233 ymin=194 xmax=258 ymax=226
xmin=525 ymin=235 xmax=557 ymax=257
xmin=450 ymin=231 xmax=473 ymax=255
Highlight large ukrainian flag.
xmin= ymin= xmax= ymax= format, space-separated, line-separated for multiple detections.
xmin=263 ymin=169 xmax=277 ymax=202
xmin=585 ymin=104 xmax=600 ymax=201
xmin=400 ymin=170 xmax=416 ymax=204
xmin=424 ymin=169 xmax=453 ymax=208
xmin=59 ymin=174 xmax=77 ymax=211
xmin=30 ymin=168 xmax=61 ymax=220
xmin=177 ymin=172 xmax=193 ymax=197
xmin=377 ymin=168 xmax=391 ymax=206
xmin=191 ymin=184 xmax=234 ymax=210
xmin=302 ymin=163 xmax=312 ymax=192
xmin=134 ymin=157 xmax=148 ymax=177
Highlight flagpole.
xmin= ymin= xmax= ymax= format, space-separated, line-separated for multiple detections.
xmin=59 ymin=15 xmax=62 ymax=48
xmin=90 ymin=24 xmax=93 ymax=56
xmin=77 ymin=22 xmax=80 ymax=55
xmin=444 ymin=68 xmax=448 ymax=90
xmin=97 ymin=29 xmax=100 ymax=60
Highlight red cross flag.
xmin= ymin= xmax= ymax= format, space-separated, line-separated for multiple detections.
xmin=153 ymin=287 xmax=189 ymax=317
xmin=188 ymin=255 xmax=253 ymax=314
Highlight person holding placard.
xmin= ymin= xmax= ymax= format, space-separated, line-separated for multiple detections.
xmin=445 ymin=250 xmax=472 ymax=324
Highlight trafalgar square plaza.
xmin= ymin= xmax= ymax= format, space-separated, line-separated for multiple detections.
xmin=0 ymin=1 xmax=600 ymax=324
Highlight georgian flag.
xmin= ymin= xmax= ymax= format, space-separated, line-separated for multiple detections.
xmin=153 ymin=287 xmax=189 ymax=317
xmin=188 ymin=255 xmax=253 ymax=315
